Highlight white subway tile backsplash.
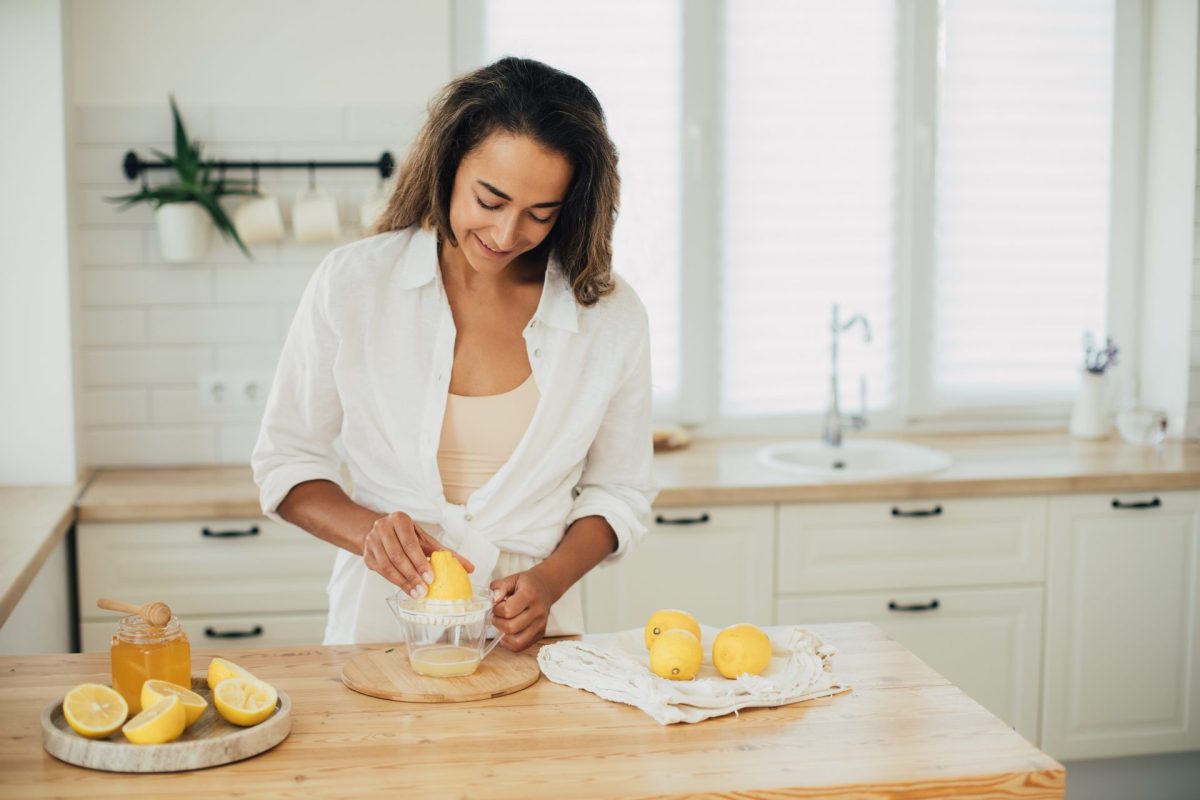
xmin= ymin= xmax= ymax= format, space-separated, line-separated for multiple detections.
xmin=82 ymin=389 xmax=150 ymax=426
xmin=81 ymin=309 xmax=148 ymax=345
xmin=76 ymin=227 xmax=145 ymax=265
xmin=73 ymin=101 xmax=409 ymax=467
xmin=82 ymin=347 xmax=215 ymax=386
xmin=345 ymin=105 xmax=425 ymax=145
xmin=212 ymin=107 xmax=343 ymax=144
xmin=79 ymin=105 xmax=213 ymax=145
xmin=216 ymin=346 xmax=282 ymax=372
xmin=84 ymin=427 xmax=218 ymax=466
xmin=83 ymin=268 xmax=211 ymax=306
xmin=215 ymin=266 xmax=314 ymax=304
xmin=218 ymin=425 xmax=263 ymax=464
xmin=151 ymin=387 xmax=264 ymax=425
xmin=149 ymin=306 xmax=279 ymax=345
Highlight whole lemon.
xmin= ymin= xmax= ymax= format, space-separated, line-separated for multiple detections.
xmin=712 ymin=623 xmax=772 ymax=679
xmin=426 ymin=550 xmax=473 ymax=601
xmin=643 ymin=609 xmax=701 ymax=650
xmin=649 ymin=629 xmax=703 ymax=681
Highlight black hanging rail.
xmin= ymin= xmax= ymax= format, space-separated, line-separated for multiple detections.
xmin=121 ymin=150 xmax=396 ymax=182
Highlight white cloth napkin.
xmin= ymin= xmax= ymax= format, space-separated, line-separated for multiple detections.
xmin=537 ymin=624 xmax=849 ymax=725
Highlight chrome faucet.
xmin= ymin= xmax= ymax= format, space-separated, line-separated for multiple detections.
xmin=821 ymin=303 xmax=871 ymax=447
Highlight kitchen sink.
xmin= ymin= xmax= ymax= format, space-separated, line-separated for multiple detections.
xmin=757 ymin=439 xmax=953 ymax=481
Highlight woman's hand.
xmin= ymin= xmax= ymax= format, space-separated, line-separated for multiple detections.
xmin=362 ymin=511 xmax=474 ymax=598
xmin=489 ymin=567 xmax=561 ymax=652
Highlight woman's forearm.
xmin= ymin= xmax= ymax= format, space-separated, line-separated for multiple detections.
xmin=531 ymin=515 xmax=619 ymax=604
xmin=276 ymin=479 xmax=383 ymax=555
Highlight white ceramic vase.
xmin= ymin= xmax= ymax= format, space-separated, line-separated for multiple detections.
xmin=1068 ymin=369 xmax=1112 ymax=439
xmin=155 ymin=202 xmax=212 ymax=263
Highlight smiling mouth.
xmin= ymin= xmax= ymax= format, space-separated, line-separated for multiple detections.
xmin=474 ymin=233 xmax=512 ymax=257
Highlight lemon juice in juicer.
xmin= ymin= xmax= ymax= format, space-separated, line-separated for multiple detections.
xmin=388 ymin=550 xmax=504 ymax=678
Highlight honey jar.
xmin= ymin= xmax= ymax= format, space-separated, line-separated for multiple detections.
xmin=110 ymin=614 xmax=191 ymax=713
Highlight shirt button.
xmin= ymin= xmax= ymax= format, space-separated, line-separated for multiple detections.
xmin=533 ymin=348 xmax=542 ymax=358
xmin=529 ymin=320 xmax=538 ymax=328
xmin=464 ymin=513 xmax=473 ymax=522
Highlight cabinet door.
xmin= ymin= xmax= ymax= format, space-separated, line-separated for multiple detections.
xmin=778 ymin=496 xmax=1048 ymax=593
xmin=582 ymin=505 xmax=775 ymax=633
xmin=78 ymin=519 xmax=333 ymax=619
xmin=778 ymin=586 xmax=1043 ymax=742
xmin=1042 ymin=491 xmax=1200 ymax=759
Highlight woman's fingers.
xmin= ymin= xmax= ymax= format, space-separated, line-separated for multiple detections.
xmin=415 ymin=526 xmax=475 ymax=573
xmin=361 ymin=512 xmax=430 ymax=598
xmin=389 ymin=515 xmax=433 ymax=585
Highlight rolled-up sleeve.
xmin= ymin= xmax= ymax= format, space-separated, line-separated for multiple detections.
xmin=252 ymin=253 xmax=344 ymax=521
xmin=564 ymin=314 xmax=658 ymax=564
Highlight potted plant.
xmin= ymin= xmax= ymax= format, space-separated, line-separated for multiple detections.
xmin=106 ymin=95 xmax=257 ymax=263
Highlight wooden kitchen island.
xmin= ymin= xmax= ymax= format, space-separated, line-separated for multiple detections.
xmin=0 ymin=622 xmax=1062 ymax=798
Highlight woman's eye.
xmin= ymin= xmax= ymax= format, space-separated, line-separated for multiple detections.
xmin=475 ymin=196 xmax=500 ymax=211
xmin=530 ymin=212 xmax=553 ymax=224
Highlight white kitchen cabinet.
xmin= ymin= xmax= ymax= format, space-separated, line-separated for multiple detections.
xmin=77 ymin=518 xmax=333 ymax=652
xmin=582 ymin=505 xmax=775 ymax=633
xmin=1042 ymin=490 xmax=1200 ymax=760
xmin=777 ymin=496 xmax=1048 ymax=593
xmin=778 ymin=586 xmax=1044 ymax=742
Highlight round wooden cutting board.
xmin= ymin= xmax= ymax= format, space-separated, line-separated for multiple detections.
xmin=341 ymin=644 xmax=540 ymax=702
xmin=42 ymin=675 xmax=291 ymax=773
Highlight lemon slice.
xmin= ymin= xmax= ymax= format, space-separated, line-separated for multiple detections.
xmin=141 ymin=679 xmax=207 ymax=727
xmin=62 ymin=683 xmax=128 ymax=739
xmin=207 ymin=656 xmax=255 ymax=690
xmin=122 ymin=694 xmax=187 ymax=745
xmin=213 ymin=677 xmax=277 ymax=727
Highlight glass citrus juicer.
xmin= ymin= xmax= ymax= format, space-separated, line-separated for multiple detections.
xmin=386 ymin=586 xmax=505 ymax=677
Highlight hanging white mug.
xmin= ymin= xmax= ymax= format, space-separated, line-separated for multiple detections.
xmin=292 ymin=188 xmax=342 ymax=244
xmin=233 ymin=193 xmax=285 ymax=245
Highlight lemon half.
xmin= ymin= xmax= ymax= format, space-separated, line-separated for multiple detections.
xmin=426 ymin=550 xmax=472 ymax=601
xmin=141 ymin=679 xmax=207 ymax=727
xmin=62 ymin=683 xmax=128 ymax=739
xmin=207 ymin=656 xmax=256 ymax=690
xmin=213 ymin=677 xmax=277 ymax=727
xmin=122 ymin=694 xmax=187 ymax=745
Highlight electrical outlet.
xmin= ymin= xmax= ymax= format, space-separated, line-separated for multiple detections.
xmin=198 ymin=371 xmax=272 ymax=408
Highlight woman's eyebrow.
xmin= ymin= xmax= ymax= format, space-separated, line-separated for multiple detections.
xmin=476 ymin=179 xmax=564 ymax=208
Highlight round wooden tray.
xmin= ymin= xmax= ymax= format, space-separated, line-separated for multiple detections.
xmin=42 ymin=675 xmax=291 ymax=773
xmin=342 ymin=644 xmax=540 ymax=702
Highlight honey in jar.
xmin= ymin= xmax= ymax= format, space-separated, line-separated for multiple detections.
xmin=110 ymin=614 xmax=191 ymax=713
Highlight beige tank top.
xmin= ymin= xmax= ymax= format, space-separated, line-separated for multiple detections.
xmin=436 ymin=373 xmax=540 ymax=505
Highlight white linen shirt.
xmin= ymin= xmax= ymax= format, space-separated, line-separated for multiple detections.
xmin=252 ymin=226 xmax=657 ymax=644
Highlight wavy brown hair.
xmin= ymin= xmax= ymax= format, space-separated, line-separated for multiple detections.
xmin=371 ymin=57 xmax=620 ymax=307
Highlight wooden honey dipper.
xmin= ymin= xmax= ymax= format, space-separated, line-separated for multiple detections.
xmin=97 ymin=598 xmax=173 ymax=627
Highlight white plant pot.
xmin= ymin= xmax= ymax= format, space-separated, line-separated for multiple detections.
xmin=1068 ymin=369 xmax=1113 ymax=439
xmin=155 ymin=202 xmax=212 ymax=263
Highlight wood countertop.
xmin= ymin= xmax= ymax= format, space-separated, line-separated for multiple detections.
xmin=0 ymin=622 xmax=1064 ymax=799
xmin=76 ymin=432 xmax=1200 ymax=521
xmin=0 ymin=483 xmax=85 ymax=627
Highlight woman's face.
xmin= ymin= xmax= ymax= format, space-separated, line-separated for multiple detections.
xmin=446 ymin=131 xmax=573 ymax=276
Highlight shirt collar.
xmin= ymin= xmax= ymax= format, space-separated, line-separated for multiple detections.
xmin=396 ymin=227 xmax=579 ymax=333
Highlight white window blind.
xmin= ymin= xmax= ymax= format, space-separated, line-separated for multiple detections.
xmin=720 ymin=1 xmax=899 ymax=418
xmin=481 ymin=0 xmax=683 ymax=413
xmin=930 ymin=0 xmax=1113 ymax=406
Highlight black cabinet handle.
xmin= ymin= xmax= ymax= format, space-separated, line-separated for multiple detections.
xmin=201 ymin=525 xmax=260 ymax=538
xmin=891 ymin=505 xmax=943 ymax=518
xmin=655 ymin=513 xmax=711 ymax=526
xmin=1111 ymin=497 xmax=1161 ymax=510
xmin=888 ymin=599 xmax=940 ymax=612
xmin=204 ymin=625 xmax=264 ymax=639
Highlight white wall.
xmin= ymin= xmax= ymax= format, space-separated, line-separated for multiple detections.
xmin=66 ymin=0 xmax=454 ymax=465
xmin=0 ymin=1 xmax=79 ymax=483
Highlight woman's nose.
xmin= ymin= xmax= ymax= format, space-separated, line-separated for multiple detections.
xmin=494 ymin=211 xmax=521 ymax=251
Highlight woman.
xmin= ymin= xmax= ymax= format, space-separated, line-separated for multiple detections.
xmin=252 ymin=57 xmax=656 ymax=652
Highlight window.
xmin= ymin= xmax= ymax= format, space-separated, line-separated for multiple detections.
xmin=466 ymin=0 xmax=1121 ymax=430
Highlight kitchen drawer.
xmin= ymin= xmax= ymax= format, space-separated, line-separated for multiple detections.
xmin=583 ymin=504 xmax=776 ymax=632
xmin=777 ymin=497 xmax=1048 ymax=593
xmin=81 ymin=611 xmax=328 ymax=653
xmin=78 ymin=519 xmax=334 ymax=618
xmin=778 ymin=586 xmax=1043 ymax=742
